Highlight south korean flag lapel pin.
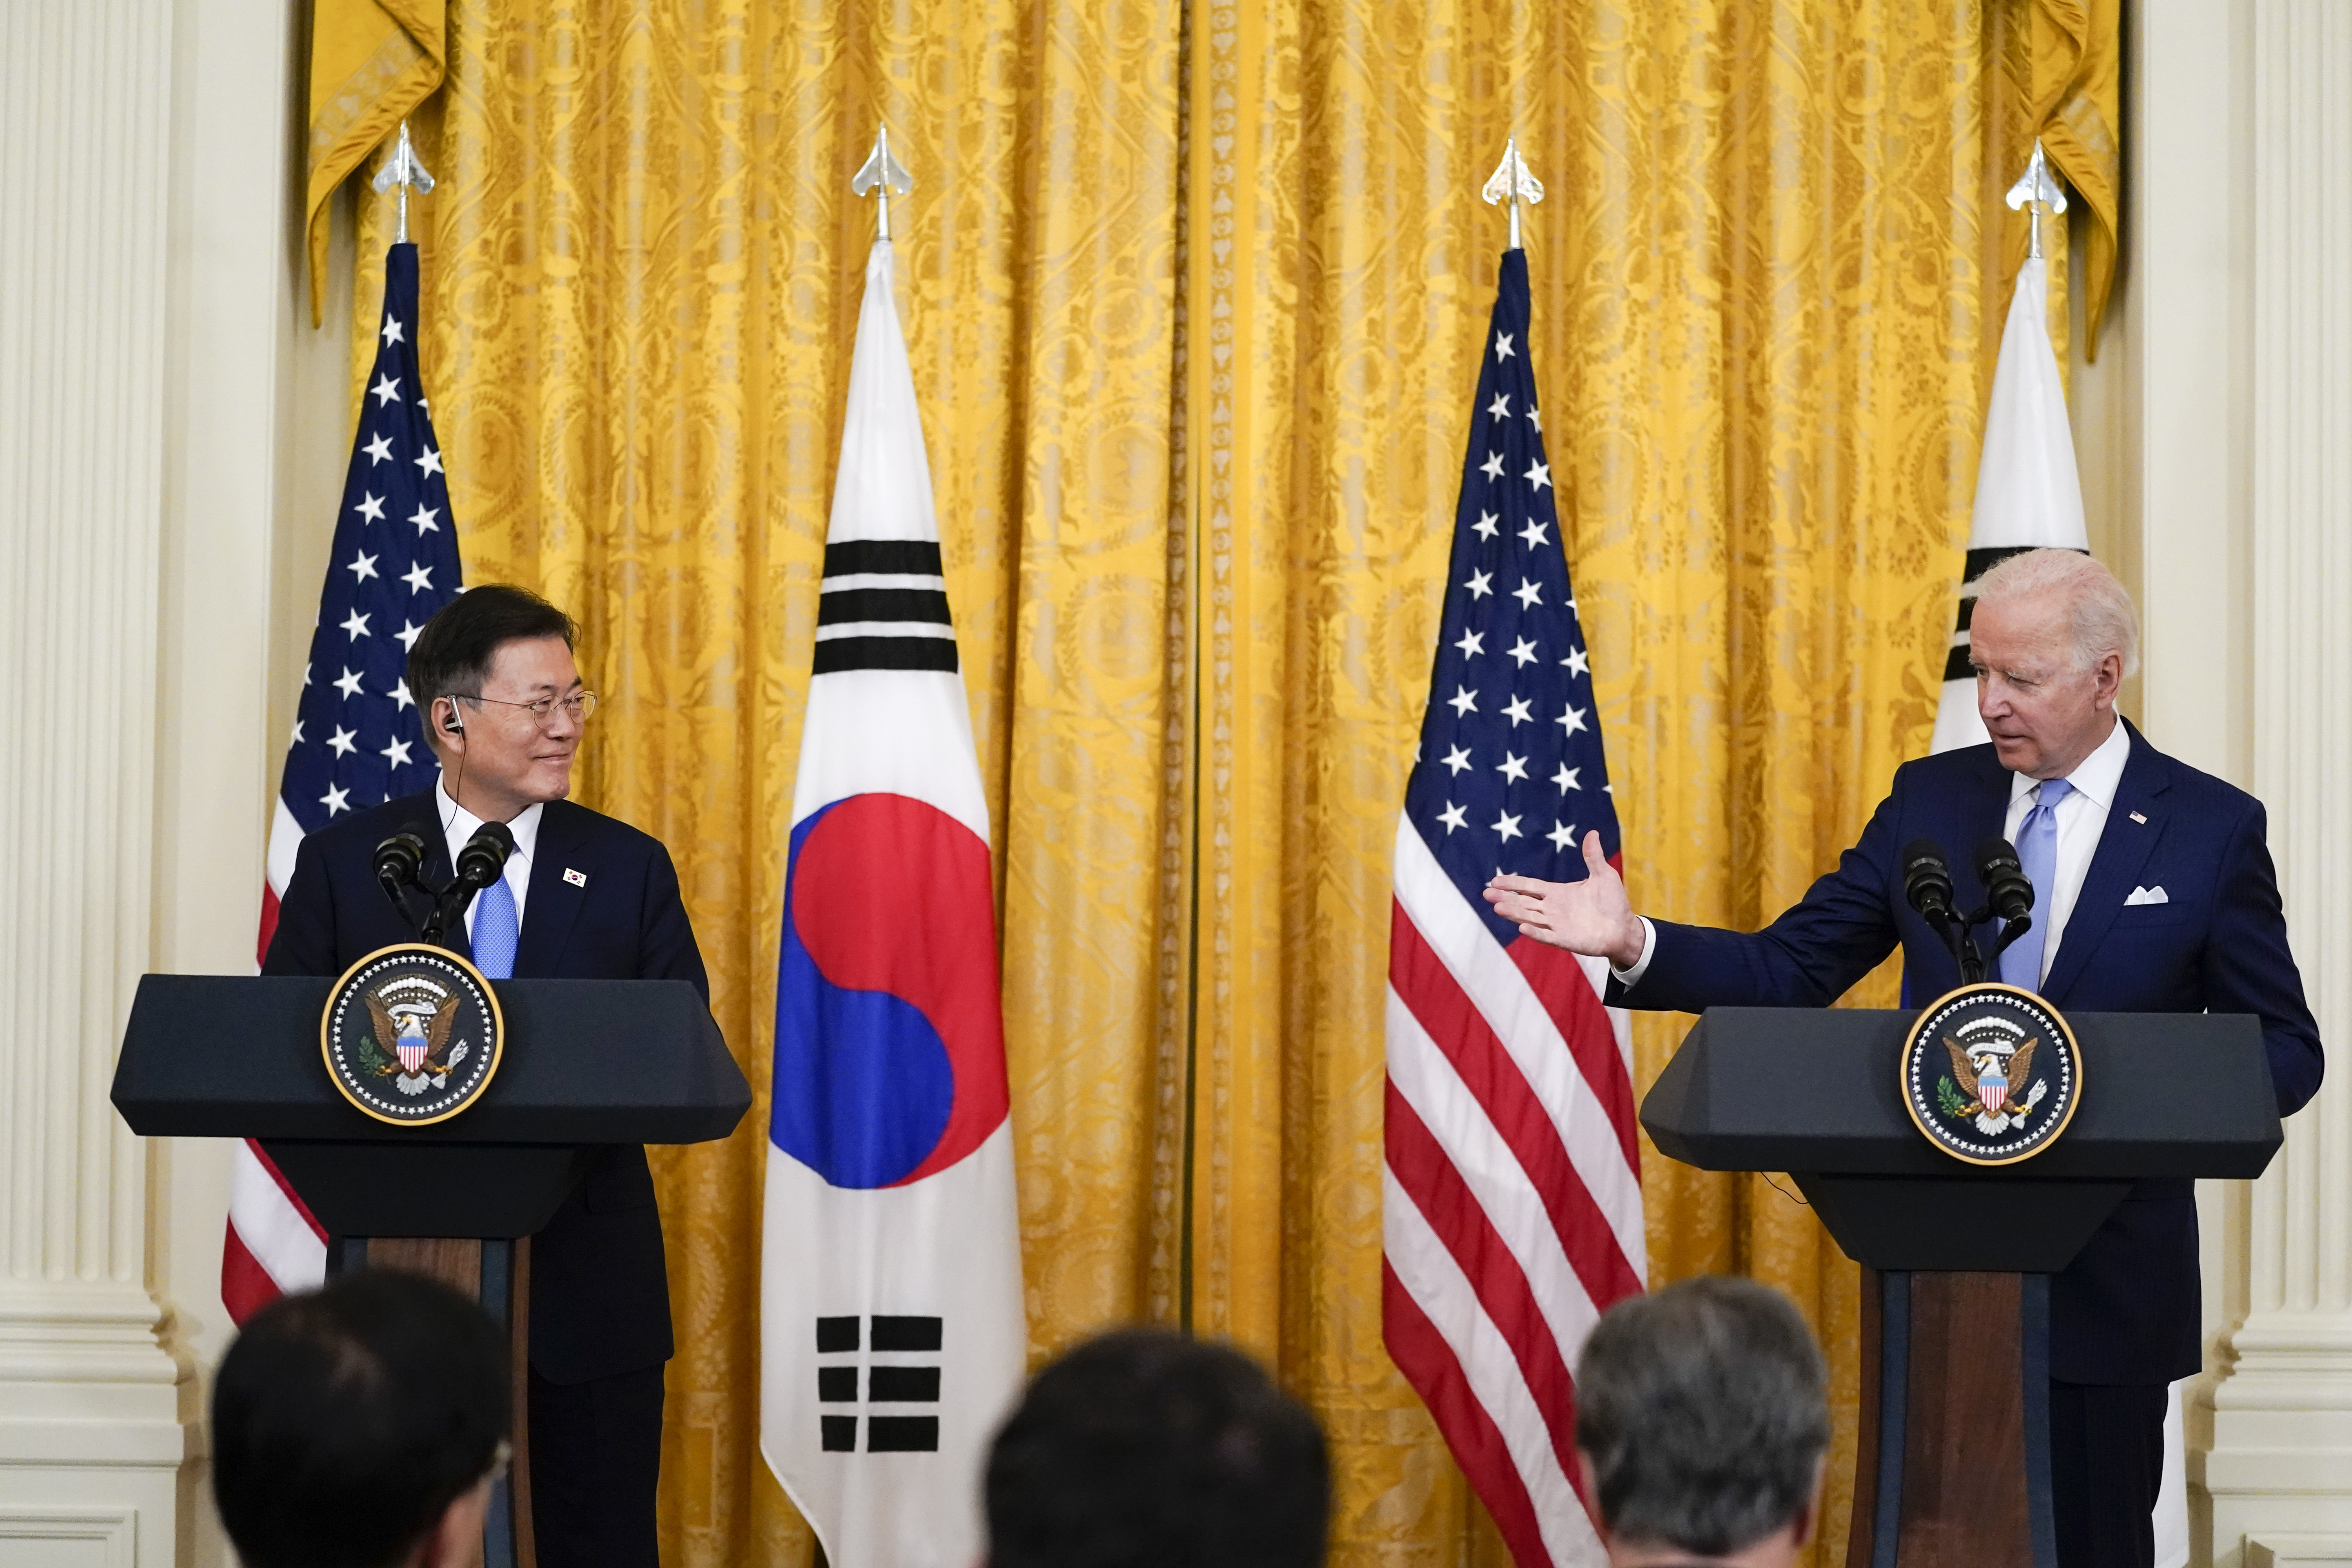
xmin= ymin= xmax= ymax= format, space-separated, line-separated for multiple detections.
xmin=562 ymin=867 xmax=588 ymax=888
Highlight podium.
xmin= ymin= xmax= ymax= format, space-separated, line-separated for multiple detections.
xmin=111 ymin=973 xmax=751 ymax=1568
xmin=1641 ymin=1007 xmax=2283 ymax=1568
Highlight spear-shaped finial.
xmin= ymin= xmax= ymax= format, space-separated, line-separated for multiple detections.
xmin=1482 ymin=136 xmax=1545 ymax=251
xmin=853 ymin=124 xmax=914 ymax=242
xmin=2006 ymin=140 xmax=2069 ymax=261
xmin=371 ymin=122 xmax=436 ymax=245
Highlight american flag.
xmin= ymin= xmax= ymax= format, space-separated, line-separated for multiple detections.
xmin=1382 ymin=249 xmax=1645 ymax=1568
xmin=223 ymin=241 xmax=465 ymax=1322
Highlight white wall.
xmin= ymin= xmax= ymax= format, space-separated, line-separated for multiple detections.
xmin=2084 ymin=3 xmax=2352 ymax=1564
xmin=0 ymin=0 xmax=348 ymax=1560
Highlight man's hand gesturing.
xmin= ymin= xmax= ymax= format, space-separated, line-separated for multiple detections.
xmin=1483 ymin=831 xmax=1646 ymax=969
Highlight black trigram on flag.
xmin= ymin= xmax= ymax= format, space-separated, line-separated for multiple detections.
xmin=816 ymin=1315 xmax=943 ymax=1453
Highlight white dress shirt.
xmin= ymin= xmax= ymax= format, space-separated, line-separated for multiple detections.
xmin=1611 ymin=716 xmax=2132 ymax=989
xmin=434 ymin=779 xmax=542 ymax=941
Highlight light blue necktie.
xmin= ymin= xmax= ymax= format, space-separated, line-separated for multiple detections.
xmin=1999 ymin=776 xmax=2073 ymax=991
xmin=472 ymin=871 xmax=519 ymax=979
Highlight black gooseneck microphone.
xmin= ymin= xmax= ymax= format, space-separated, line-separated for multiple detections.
xmin=373 ymin=830 xmax=431 ymax=911
xmin=417 ymin=823 xmax=517 ymax=946
xmin=1902 ymin=838 xmax=1989 ymax=981
xmin=1975 ymin=837 xmax=2035 ymax=923
xmin=1900 ymin=839 xmax=1957 ymax=926
xmin=1973 ymin=835 xmax=2037 ymax=975
xmin=452 ymin=822 xmax=515 ymax=893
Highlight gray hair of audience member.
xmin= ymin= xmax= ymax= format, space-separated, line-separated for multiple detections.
xmin=1573 ymin=1276 xmax=1830 ymax=1557
xmin=1971 ymin=548 xmax=2141 ymax=678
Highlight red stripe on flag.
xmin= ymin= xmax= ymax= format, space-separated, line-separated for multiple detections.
xmin=256 ymin=883 xmax=280 ymax=970
xmin=1391 ymin=904 xmax=1643 ymax=1307
xmin=1385 ymin=1082 xmax=1588 ymax=1490
xmin=1506 ymin=937 xmax=1638 ymax=1169
xmin=1383 ymin=1258 xmax=1553 ymax=1568
xmin=221 ymin=1220 xmax=283 ymax=1326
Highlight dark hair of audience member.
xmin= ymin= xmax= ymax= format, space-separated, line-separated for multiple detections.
xmin=985 ymin=1327 xmax=1330 ymax=1568
xmin=212 ymin=1270 xmax=509 ymax=1568
xmin=1574 ymin=1275 xmax=1830 ymax=1557
xmin=406 ymin=583 xmax=578 ymax=712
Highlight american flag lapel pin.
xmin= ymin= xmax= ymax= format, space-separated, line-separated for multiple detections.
xmin=563 ymin=867 xmax=588 ymax=887
xmin=2129 ymin=811 xmax=2147 ymax=825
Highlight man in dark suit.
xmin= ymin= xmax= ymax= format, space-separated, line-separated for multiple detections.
xmin=1486 ymin=549 xmax=2322 ymax=1568
xmin=264 ymin=584 xmax=708 ymax=1568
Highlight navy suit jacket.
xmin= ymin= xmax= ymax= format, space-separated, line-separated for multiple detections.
xmin=1612 ymin=720 xmax=2322 ymax=1383
xmin=263 ymin=790 xmax=711 ymax=1385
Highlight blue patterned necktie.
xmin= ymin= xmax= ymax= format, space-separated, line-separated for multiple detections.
xmin=472 ymin=870 xmax=519 ymax=979
xmin=1999 ymin=776 xmax=2073 ymax=991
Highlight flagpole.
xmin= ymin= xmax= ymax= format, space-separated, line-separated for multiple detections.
xmin=371 ymin=122 xmax=436 ymax=244
xmin=852 ymin=124 xmax=913 ymax=241
xmin=2005 ymin=139 xmax=2069 ymax=261
xmin=1481 ymin=136 xmax=1544 ymax=251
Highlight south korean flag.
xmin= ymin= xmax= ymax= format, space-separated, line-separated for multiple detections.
xmin=757 ymin=236 xmax=1026 ymax=1568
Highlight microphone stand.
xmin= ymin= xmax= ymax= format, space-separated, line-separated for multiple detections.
xmin=1923 ymin=906 xmax=1990 ymax=985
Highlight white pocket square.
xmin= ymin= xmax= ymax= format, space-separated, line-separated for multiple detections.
xmin=2125 ymin=885 xmax=2169 ymax=906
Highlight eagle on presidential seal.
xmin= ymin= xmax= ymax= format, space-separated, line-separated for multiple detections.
xmin=358 ymin=975 xmax=473 ymax=1097
xmin=1940 ymin=1031 xmax=2048 ymax=1135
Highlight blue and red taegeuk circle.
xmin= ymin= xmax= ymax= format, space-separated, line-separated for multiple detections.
xmin=771 ymin=793 xmax=1011 ymax=1189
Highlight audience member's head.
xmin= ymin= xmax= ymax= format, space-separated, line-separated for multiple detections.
xmin=1574 ymin=1276 xmax=1830 ymax=1567
xmin=985 ymin=1327 xmax=1330 ymax=1568
xmin=212 ymin=1270 xmax=510 ymax=1568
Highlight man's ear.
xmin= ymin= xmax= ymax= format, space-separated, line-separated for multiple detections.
xmin=410 ymin=1475 xmax=494 ymax=1568
xmin=2092 ymin=648 xmax=2125 ymax=711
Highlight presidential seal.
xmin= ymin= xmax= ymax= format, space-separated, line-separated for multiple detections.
xmin=321 ymin=944 xmax=504 ymax=1126
xmin=1901 ymin=983 xmax=2082 ymax=1166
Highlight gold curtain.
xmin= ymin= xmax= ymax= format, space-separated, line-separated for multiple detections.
xmin=340 ymin=0 xmax=2112 ymax=1564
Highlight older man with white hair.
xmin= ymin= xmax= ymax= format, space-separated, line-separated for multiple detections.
xmin=1486 ymin=549 xmax=2323 ymax=1568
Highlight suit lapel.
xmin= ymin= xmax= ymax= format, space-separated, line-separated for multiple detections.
xmin=514 ymin=800 xmax=589 ymax=978
xmin=1937 ymin=746 xmax=2016 ymax=911
xmin=2042 ymin=720 xmax=2171 ymax=1004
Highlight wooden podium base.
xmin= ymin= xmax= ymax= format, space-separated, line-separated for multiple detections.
xmin=330 ymin=1236 xmax=536 ymax=1568
xmin=1849 ymin=1268 xmax=2057 ymax=1568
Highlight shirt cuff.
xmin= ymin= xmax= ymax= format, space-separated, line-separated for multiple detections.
xmin=1609 ymin=918 xmax=1658 ymax=990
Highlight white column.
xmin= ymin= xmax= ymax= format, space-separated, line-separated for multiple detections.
xmin=0 ymin=0 xmax=190 ymax=1556
xmin=2201 ymin=2 xmax=2352 ymax=1562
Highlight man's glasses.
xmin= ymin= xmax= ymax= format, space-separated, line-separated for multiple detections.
xmin=457 ymin=690 xmax=599 ymax=725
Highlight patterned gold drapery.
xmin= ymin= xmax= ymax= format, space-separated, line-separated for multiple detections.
xmin=336 ymin=2 xmax=2111 ymax=1564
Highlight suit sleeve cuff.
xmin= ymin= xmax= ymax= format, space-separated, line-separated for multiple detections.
xmin=1610 ymin=917 xmax=1657 ymax=990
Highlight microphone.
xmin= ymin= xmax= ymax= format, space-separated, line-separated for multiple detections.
xmin=1900 ymin=839 xmax=1957 ymax=926
xmin=373 ymin=830 xmax=430 ymax=909
xmin=452 ymin=822 xmax=515 ymax=893
xmin=1975 ymin=837 xmax=2036 ymax=924
xmin=419 ymin=822 xmax=515 ymax=947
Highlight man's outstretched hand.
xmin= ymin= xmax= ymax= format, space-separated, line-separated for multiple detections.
xmin=1483 ymin=831 xmax=1646 ymax=968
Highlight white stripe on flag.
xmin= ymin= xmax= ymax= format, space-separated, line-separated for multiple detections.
xmin=266 ymin=796 xmax=304 ymax=899
xmin=813 ymin=622 xmax=957 ymax=640
xmin=1384 ymin=1165 xmax=1606 ymax=1568
xmin=1387 ymin=984 xmax=1605 ymax=1357
xmin=1392 ymin=817 xmax=1644 ymax=1265
xmin=229 ymin=1142 xmax=326 ymax=1291
xmin=822 ymin=573 xmax=948 ymax=592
